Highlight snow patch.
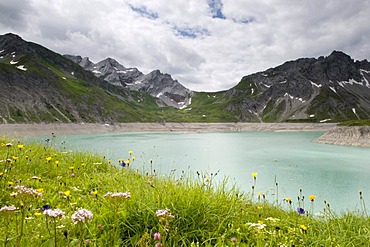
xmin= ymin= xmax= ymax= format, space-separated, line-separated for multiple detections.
xmin=134 ymin=80 xmax=142 ymax=85
xmin=16 ymin=65 xmax=27 ymax=71
xmin=0 ymin=56 xmax=3 ymax=59
xmin=279 ymin=80 xmax=287 ymax=84
xmin=156 ymin=92 xmax=163 ymax=98
xmin=188 ymin=98 xmax=192 ymax=105
xmin=310 ymin=81 xmax=322 ymax=87
xmin=10 ymin=60 xmax=18 ymax=64
xmin=12 ymin=55 xmax=15 ymax=58
xmin=251 ymin=88 xmax=254 ymax=94
xmin=329 ymin=86 xmax=337 ymax=93
xmin=0 ymin=49 xmax=4 ymax=53
xmin=71 ymin=72 xmax=74 ymax=76
xmin=319 ymin=119 xmax=331 ymax=123
xmin=202 ymin=115 xmax=206 ymax=117
xmin=352 ymin=108 xmax=356 ymax=114
xmin=116 ymin=71 xmax=127 ymax=74
xmin=360 ymin=69 xmax=370 ymax=88
xmin=62 ymin=77 xmax=66 ymax=80
xmin=92 ymin=70 xmax=101 ymax=74
xmin=284 ymin=93 xmax=305 ymax=102
xmin=310 ymin=114 xmax=315 ymax=117
xmin=11 ymin=51 xmax=15 ymax=54
xmin=260 ymin=82 xmax=271 ymax=88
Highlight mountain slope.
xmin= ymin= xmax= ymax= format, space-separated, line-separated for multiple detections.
xmin=222 ymin=51 xmax=370 ymax=122
xmin=0 ymin=33 xmax=162 ymax=123
xmin=64 ymin=55 xmax=193 ymax=109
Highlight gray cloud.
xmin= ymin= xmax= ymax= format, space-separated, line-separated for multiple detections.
xmin=0 ymin=0 xmax=369 ymax=92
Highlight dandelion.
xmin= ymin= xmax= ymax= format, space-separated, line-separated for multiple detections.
xmin=129 ymin=150 xmax=133 ymax=155
xmin=69 ymin=166 xmax=74 ymax=170
xmin=309 ymin=195 xmax=316 ymax=201
xmin=63 ymin=190 xmax=71 ymax=198
xmin=55 ymin=161 xmax=59 ymax=166
xmin=153 ymin=232 xmax=161 ymax=240
xmin=34 ymin=212 xmax=42 ymax=217
xmin=252 ymin=172 xmax=257 ymax=178
xmin=284 ymin=197 xmax=292 ymax=204
xmin=46 ymin=157 xmax=52 ymax=162
xmin=71 ymin=208 xmax=93 ymax=224
xmin=12 ymin=156 xmax=18 ymax=161
xmin=300 ymin=224 xmax=308 ymax=233
xmin=17 ymin=144 xmax=24 ymax=150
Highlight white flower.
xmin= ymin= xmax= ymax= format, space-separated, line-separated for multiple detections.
xmin=0 ymin=205 xmax=17 ymax=212
xmin=156 ymin=208 xmax=175 ymax=218
xmin=43 ymin=209 xmax=65 ymax=218
xmin=247 ymin=222 xmax=266 ymax=229
xmin=103 ymin=191 xmax=131 ymax=198
xmin=71 ymin=208 xmax=93 ymax=224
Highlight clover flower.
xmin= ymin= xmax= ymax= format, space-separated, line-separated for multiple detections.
xmin=153 ymin=232 xmax=161 ymax=240
xmin=71 ymin=208 xmax=93 ymax=224
xmin=103 ymin=191 xmax=131 ymax=198
xmin=156 ymin=208 xmax=175 ymax=218
xmin=43 ymin=208 xmax=65 ymax=218
xmin=0 ymin=205 xmax=17 ymax=212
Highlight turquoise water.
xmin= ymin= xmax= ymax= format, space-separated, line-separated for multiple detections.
xmin=29 ymin=131 xmax=370 ymax=213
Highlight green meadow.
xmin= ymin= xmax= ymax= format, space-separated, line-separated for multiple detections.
xmin=1 ymin=137 xmax=370 ymax=246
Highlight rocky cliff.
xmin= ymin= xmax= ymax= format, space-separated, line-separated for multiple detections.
xmin=315 ymin=126 xmax=370 ymax=147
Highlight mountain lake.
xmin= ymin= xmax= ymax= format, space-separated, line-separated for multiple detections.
xmin=28 ymin=131 xmax=370 ymax=214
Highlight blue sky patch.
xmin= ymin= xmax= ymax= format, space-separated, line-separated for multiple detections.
xmin=208 ymin=0 xmax=225 ymax=19
xmin=129 ymin=5 xmax=158 ymax=20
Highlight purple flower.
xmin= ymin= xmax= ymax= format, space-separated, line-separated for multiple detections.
xmin=153 ymin=232 xmax=161 ymax=241
xmin=231 ymin=237 xmax=237 ymax=243
xmin=43 ymin=208 xmax=65 ymax=218
xmin=41 ymin=205 xmax=51 ymax=211
xmin=72 ymin=208 xmax=93 ymax=224
xmin=297 ymin=207 xmax=305 ymax=215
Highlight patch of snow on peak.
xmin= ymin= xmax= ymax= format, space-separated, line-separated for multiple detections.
xmin=62 ymin=77 xmax=66 ymax=80
xmin=92 ymin=70 xmax=101 ymax=74
xmin=319 ymin=119 xmax=331 ymax=123
xmin=352 ymin=108 xmax=356 ymax=114
xmin=360 ymin=70 xmax=370 ymax=88
xmin=16 ymin=65 xmax=27 ymax=71
xmin=279 ymin=80 xmax=287 ymax=84
xmin=188 ymin=98 xmax=192 ymax=105
xmin=156 ymin=92 xmax=163 ymax=98
xmin=12 ymin=55 xmax=15 ymax=58
xmin=116 ymin=71 xmax=127 ymax=74
xmin=310 ymin=114 xmax=315 ymax=117
xmin=0 ymin=56 xmax=3 ymax=59
xmin=310 ymin=81 xmax=322 ymax=87
xmin=329 ymin=86 xmax=337 ymax=93
xmin=11 ymin=51 xmax=15 ymax=55
xmin=0 ymin=49 xmax=4 ymax=53
xmin=251 ymin=88 xmax=254 ymax=94
xmin=134 ymin=80 xmax=142 ymax=85
xmin=71 ymin=72 xmax=74 ymax=75
xmin=260 ymin=82 xmax=271 ymax=88
xmin=10 ymin=60 xmax=18 ymax=64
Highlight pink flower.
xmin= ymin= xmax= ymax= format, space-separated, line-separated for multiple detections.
xmin=43 ymin=209 xmax=65 ymax=218
xmin=231 ymin=237 xmax=237 ymax=242
xmin=155 ymin=243 xmax=162 ymax=247
xmin=153 ymin=232 xmax=161 ymax=240
xmin=71 ymin=208 xmax=93 ymax=224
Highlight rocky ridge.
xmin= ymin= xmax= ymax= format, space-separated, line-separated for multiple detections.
xmin=64 ymin=55 xmax=193 ymax=109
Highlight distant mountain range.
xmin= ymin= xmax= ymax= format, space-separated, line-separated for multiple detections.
xmin=1 ymin=33 xmax=370 ymax=123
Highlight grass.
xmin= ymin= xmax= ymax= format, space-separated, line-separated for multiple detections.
xmin=1 ymin=138 xmax=370 ymax=246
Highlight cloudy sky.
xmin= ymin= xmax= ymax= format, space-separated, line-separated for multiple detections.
xmin=1 ymin=0 xmax=369 ymax=91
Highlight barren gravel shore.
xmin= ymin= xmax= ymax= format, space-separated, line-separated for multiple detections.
xmin=0 ymin=122 xmax=337 ymax=138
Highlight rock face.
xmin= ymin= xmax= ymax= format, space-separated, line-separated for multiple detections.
xmin=64 ymin=55 xmax=193 ymax=109
xmin=226 ymin=51 xmax=370 ymax=122
xmin=315 ymin=126 xmax=370 ymax=147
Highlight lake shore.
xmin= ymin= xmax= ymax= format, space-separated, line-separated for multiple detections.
xmin=0 ymin=122 xmax=337 ymax=138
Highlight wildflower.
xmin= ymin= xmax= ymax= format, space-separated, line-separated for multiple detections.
xmin=252 ymin=172 xmax=257 ymax=178
xmin=64 ymin=190 xmax=71 ymax=198
xmin=284 ymin=197 xmax=292 ymax=204
xmin=69 ymin=166 xmax=74 ymax=170
xmin=132 ymin=156 xmax=135 ymax=161
xmin=97 ymin=224 xmax=102 ymax=229
xmin=0 ymin=205 xmax=17 ymax=212
xmin=297 ymin=207 xmax=305 ymax=215
xmin=309 ymin=195 xmax=316 ymax=202
xmin=0 ymin=172 xmax=3 ymax=177
xmin=91 ymin=190 xmax=98 ymax=197
xmin=129 ymin=150 xmax=133 ymax=155
xmin=17 ymin=144 xmax=24 ymax=150
xmin=84 ymin=239 xmax=92 ymax=245
xmin=14 ymin=185 xmax=42 ymax=197
xmin=265 ymin=217 xmax=280 ymax=222
xmin=12 ymin=156 xmax=18 ymax=161
xmin=108 ymin=159 xmax=111 ymax=164
xmin=70 ymin=173 xmax=75 ymax=177
xmin=156 ymin=208 xmax=175 ymax=218
xmin=153 ymin=232 xmax=161 ymax=240
xmin=103 ymin=191 xmax=131 ymax=198
xmin=41 ymin=205 xmax=51 ymax=211
xmin=71 ymin=208 xmax=93 ymax=224
xmin=34 ymin=212 xmax=42 ymax=217
xmin=247 ymin=221 xmax=266 ymax=229
xmin=155 ymin=243 xmax=163 ymax=247
xmin=231 ymin=237 xmax=237 ymax=243
xmin=31 ymin=176 xmax=39 ymax=179
xmin=55 ymin=161 xmax=59 ymax=166
xmin=46 ymin=157 xmax=52 ymax=162
xmin=6 ymin=143 xmax=13 ymax=147
xmin=300 ymin=224 xmax=308 ymax=233
xmin=44 ymin=208 xmax=65 ymax=218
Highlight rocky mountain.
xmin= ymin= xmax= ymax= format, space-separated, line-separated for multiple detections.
xmin=0 ymin=33 xmax=164 ymax=123
xmin=64 ymin=55 xmax=193 ymax=109
xmin=222 ymin=51 xmax=370 ymax=122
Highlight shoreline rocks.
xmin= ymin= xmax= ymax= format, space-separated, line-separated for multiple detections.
xmin=315 ymin=126 xmax=370 ymax=147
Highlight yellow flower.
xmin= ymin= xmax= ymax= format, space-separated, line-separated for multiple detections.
xmin=132 ymin=156 xmax=135 ymax=161
xmin=309 ymin=195 xmax=316 ymax=201
xmin=0 ymin=172 xmax=3 ymax=177
xmin=17 ymin=144 xmax=24 ymax=150
xmin=55 ymin=161 xmax=59 ymax=165
xmin=91 ymin=190 xmax=98 ymax=195
xmin=126 ymin=159 xmax=130 ymax=164
xmin=34 ymin=212 xmax=42 ymax=217
xmin=46 ymin=157 xmax=52 ymax=162
xmin=300 ymin=224 xmax=308 ymax=233
xmin=108 ymin=159 xmax=111 ymax=164
xmin=8 ymin=181 xmax=14 ymax=185
xmin=69 ymin=166 xmax=74 ymax=170
xmin=64 ymin=190 xmax=71 ymax=197
xmin=12 ymin=156 xmax=18 ymax=161
xmin=36 ymin=188 xmax=43 ymax=193
xmin=284 ymin=197 xmax=292 ymax=203
xmin=129 ymin=150 xmax=133 ymax=155
xmin=252 ymin=172 xmax=257 ymax=178
xmin=81 ymin=163 xmax=85 ymax=167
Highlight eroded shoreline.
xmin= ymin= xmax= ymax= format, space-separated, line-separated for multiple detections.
xmin=0 ymin=122 xmax=337 ymax=138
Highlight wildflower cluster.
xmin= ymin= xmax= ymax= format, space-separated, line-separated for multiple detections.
xmin=43 ymin=208 xmax=65 ymax=218
xmin=13 ymin=185 xmax=43 ymax=197
xmin=0 ymin=205 xmax=17 ymax=212
xmin=103 ymin=191 xmax=131 ymax=198
xmin=71 ymin=208 xmax=94 ymax=224
xmin=156 ymin=208 xmax=175 ymax=219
